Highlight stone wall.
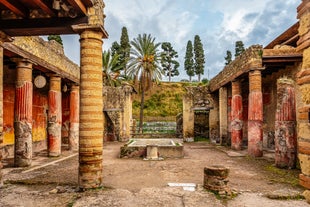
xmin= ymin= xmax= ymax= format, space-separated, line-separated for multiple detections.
xmin=183 ymin=86 xmax=216 ymax=141
xmin=103 ymin=85 xmax=135 ymax=142
xmin=209 ymin=45 xmax=263 ymax=92
xmin=2 ymin=36 xmax=79 ymax=83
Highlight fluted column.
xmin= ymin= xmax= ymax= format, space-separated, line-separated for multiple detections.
xmin=14 ymin=59 xmax=33 ymax=167
xmin=248 ymin=70 xmax=263 ymax=157
xmin=69 ymin=85 xmax=79 ymax=151
xmin=296 ymin=0 xmax=310 ymax=202
xmin=48 ymin=75 xmax=62 ymax=157
xmin=79 ymin=30 xmax=104 ymax=189
xmin=231 ymin=80 xmax=243 ymax=150
xmin=219 ymin=86 xmax=228 ymax=145
xmin=275 ymin=78 xmax=297 ymax=168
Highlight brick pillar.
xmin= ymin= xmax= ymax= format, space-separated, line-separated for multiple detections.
xmin=0 ymin=43 xmax=4 ymax=186
xmin=296 ymin=0 xmax=310 ymax=202
xmin=275 ymin=78 xmax=297 ymax=168
xmin=219 ymin=86 xmax=228 ymax=145
xmin=231 ymin=80 xmax=243 ymax=150
xmin=14 ymin=59 xmax=33 ymax=167
xmin=248 ymin=70 xmax=263 ymax=157
xmin=69 ymin=85 xmax=79 ymax=151
xmin=48 ymin=75 xmax=62 ymax=157
xmin=79 ymin=30 xmax=104 ymax=189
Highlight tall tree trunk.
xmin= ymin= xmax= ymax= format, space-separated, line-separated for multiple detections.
xmin=139 ymin=89 xmax=145 ymax=133
xmin=169 ymin=70 xmax=171 ymax=82
xmin=189 ymin=75 xmax=192 ymax=82
xmin=198 ymin=74 xmax=201 ymax=82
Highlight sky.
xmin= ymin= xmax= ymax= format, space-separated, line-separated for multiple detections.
xmin=60 ymin=0 xmax=300 ymax=81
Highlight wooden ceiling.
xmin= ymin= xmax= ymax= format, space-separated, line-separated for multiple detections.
xmin=0 ymin=0 xmax=94 ymax=36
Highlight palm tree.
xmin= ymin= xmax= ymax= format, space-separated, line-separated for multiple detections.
xmin=127 ymin=34 xmax=163 ymax=132
xmin=102 ymin=50 xmax=123 ymax=87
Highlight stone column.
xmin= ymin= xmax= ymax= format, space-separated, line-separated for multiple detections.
xmin=248 ymin=70 xmax=263 ymax=157
xmin=296 ymin=0 xmax=310 ymax=202
xmin=183 ymin=93 xmax=194 ymax=142
xmin=79 ymin=30 xmax=104 ymax=189
xmin=69 ymin=85 xmax=79 ymax=151
xmin=122 ymin=85 xmax=133 ymax=141
xmin=219 ymin=86 xmax=228 ymax=145
xmin=48 ymin=75 xmax=62 ymax=157
xmin=275 ymin=78 xmax=296 ymax=168
xmin=231 ymin=80 xmax=243 ymax=150
xmin=14 ymin=59 xmax=33 ymax=167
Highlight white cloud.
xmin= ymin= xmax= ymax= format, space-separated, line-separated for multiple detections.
xmin=61 ymin=0 xmax=300 ymax=81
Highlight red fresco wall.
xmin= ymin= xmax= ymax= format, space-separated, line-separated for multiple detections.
xmin=62 ymin=92 xmax=70 ymax=143
xmin=3 ymin=85 xmax=48 ymax=146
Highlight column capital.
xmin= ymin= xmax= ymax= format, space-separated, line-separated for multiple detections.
xmin=249 ymin=70 xmax=262 ymax=92
xmin=11 ymin=58 xmax=34 ymax=68
xmin=70 ymin=84 xmax=80 ymax=91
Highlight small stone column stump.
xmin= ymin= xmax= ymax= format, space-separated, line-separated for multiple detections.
xmin=203 ymin=165 xmax=231 ymax=197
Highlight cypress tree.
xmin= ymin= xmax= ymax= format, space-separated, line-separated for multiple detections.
xmin=193 ymin=35 xmax=205 ymax=82
xmin=184 ymin=40 xmax=194 ymax=82
xmin=235 ymin=40 xmax=245 ymax=57
xmin=225 ymin=50 xmax=232 ymax=65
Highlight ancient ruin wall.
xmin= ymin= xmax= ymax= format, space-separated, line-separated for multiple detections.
xmin=209 ymin=45 xmax=263 ymax=92
xmin=3 ymin=37 xmax=80 ymax=83
xmin=103 ymin=85 xmax=134 ymax=141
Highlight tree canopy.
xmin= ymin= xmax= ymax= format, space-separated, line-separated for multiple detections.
xmin=102 ymin=50 xmax=123 ymax=87
xmin=160 ymin=42 xmax=180 ymax=82
xmin=235 ymin=40 xmax=245 ymax=57
xmin=127 ymin=33 xmax=163 ymax=132
xmin=224 ymin=50 xmax=232 ymax=65
xmin=193 ymin=35 xmax=205 ymax=82
xmin=119 ymin=27 xmax=131 ymax=78
xmin=47 ymin=35 xmax=63 ymax=45
xmin=184 ymin=40 xmax=195 ymax=82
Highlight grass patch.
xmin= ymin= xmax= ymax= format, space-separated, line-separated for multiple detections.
xmin=132 ymin=82 xmax=185 ymax=118
xmin=264 ymin=165 xmax=300 ymax=186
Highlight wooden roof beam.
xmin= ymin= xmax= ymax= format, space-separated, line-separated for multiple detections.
xmin=67 ymin=0 xmax=87 ymax=15
xmin=29 ymin=0 xmax=56 ymax=17
xmin=0 ymin=1 xmax=28 ymax=18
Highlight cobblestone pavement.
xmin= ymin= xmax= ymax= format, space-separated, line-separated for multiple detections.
xmin=0 ymin=142 xmax=308 ymax=206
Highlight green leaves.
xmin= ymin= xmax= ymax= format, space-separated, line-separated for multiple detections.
xmin=102 ymin=50 xmax=123 ymax=87
xmin=160 ymin=42 xmax=180 ymax=82
xmin=194 ymin=35 xmax=205 ymax=82
xmin=184 ymin=40 xmax=194 ymax=81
